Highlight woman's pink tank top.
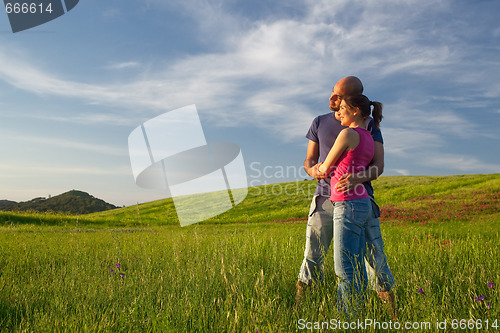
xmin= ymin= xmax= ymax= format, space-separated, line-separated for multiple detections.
xmin=330 ymin=127 xmax=374 ymax=202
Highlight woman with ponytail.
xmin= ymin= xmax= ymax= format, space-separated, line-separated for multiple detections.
xmin=317 ymin=94 xmax=383 ymax=318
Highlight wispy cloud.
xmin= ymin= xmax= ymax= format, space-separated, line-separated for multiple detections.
xmin=0 ymin=0 xmax=498 ymax=148
xmin=389 ymin=169 xmax=411 ymax=176
xmin=382 ymin=128 xmax=442 ymax=156
xmin=0 ymin=131 xmax=127 ymax=156
xmin=423 ymin=153 xmax=500 ymax=174
xmin=18 ymin=112 xmax=143 ymax=127
xmin=105 ymin=62 xmax=141 ymax=70
xmin=0 ymin=163 xmax=131 ymax=176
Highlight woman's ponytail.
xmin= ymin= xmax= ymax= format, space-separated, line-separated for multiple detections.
xmin=343 ymin=95 xmax=384 ymax=128
xmin=370 ymin=101 xmax=383 ymax=128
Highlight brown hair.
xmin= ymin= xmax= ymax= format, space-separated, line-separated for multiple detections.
xmin=343 ymin=94 xmax=383 ymax=128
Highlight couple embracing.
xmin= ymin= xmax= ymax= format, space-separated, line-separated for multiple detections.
xmin=296 ymin=76 xmax=396 ymax=319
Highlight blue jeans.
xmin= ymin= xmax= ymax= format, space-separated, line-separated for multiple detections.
xmin=298 ymin=195 xmax=394 ymax=290
xmin=333 ymin=198 xmax=371 ymax=318
xmin=364 ymin=199 xmax=395 ymax=292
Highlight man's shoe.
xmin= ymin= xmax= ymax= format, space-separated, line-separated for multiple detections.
xmin=377 ymin=290 xmax=397 ymax=321
xmin=296 ymin=281 xmax=308 ymax=306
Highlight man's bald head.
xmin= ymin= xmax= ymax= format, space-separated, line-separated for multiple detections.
xmin=337 ymin=76 xmax=364 ymax=96
xmin=329 ymin=76 xmax=364 ymax=111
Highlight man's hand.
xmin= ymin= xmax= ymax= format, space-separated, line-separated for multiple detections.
xmin=308 ymin=162 xmax=327 ymax=180
xmin=335 ymin=144 xmax=385 ymax=194
xmin=335 ymin=173 xmax=364 ymax=194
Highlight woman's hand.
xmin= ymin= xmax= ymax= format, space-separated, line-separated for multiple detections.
xmin=317 ymin=162 xmax=327 ymax=175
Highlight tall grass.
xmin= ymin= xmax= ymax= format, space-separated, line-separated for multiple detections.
xmin=0 ymin=220 xmax=498 ymax=332
xmin=0 ymin=174 xmax=498 ymax=332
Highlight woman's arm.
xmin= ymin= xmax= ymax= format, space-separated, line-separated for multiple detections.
xmin=318 ymin=128 xmax=353 ymax=174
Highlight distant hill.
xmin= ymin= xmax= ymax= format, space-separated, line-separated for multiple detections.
xmin=0 ymin=200 xmax=17 ymax=210
xmin=0 ymin=190 xmax=118 ymax=215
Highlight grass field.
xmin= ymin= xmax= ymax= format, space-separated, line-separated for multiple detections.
xmin=0 ymin=174 xmax=499 ymax=332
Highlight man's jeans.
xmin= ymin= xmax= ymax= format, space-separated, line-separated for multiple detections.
xmin=298 ymin=195 xmax=394 ymax=291
xmin=364 ymin=199 xmax=395 ymax=292
xmin=333 ymin=198 xmax=370 ymax=317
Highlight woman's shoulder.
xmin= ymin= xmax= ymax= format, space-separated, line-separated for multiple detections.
xmin=338 ymin=128 xmax=360 ymax=150
xmin=351 ymin=127 xmax=373 ymax=138
xmin=342 ymin=127 xmax=362 ymax=136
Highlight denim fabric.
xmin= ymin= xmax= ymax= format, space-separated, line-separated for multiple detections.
xmin=365 ymin=199 xmax=395 ymax=292
xmin=298 ymin=195 xmax=395 ymax=293
xmin=333 ymin=198 xmax=371 ymax=318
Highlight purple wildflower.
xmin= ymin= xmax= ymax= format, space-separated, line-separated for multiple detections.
xmin=487 ymin=302 xmax=491 ymax=309
xmin=120 ymin=273 xmax=125 ymax=278
xmin=488 ymin=282 xmax=494 ymax=289
xmin=110 ymin=269 xmax=114 ymax=274
xmin=418 ymin=288 xmax=424 ymax=294
xmin=475 ymin=295 xmax=486 ymax=302
xmin=115 ymin=264 xmax=121 ymax=268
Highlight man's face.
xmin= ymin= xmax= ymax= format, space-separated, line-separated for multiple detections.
xmin=329 ymin=83 xmax=345 ymax=112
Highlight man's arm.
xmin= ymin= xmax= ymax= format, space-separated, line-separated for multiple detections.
xmin=335 ymin=141 xmax=384 ymax=193
xmin=304 ymin=140 xmax=327 ymax=180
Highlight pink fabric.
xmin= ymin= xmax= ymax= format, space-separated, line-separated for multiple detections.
xmin=330 ymin=127 xmax=374 ymax=201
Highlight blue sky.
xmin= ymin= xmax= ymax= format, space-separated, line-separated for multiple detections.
xmin=0 ymin=0 xmax=499 ymax=206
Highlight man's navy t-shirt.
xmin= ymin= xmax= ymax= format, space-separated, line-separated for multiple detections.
xmin=306 ymin=112 xmax=383 ymax=198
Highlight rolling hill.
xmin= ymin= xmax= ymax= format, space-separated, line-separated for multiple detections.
xmin=0 ymin=174 xmax=498 ymax=226
xmin=84 ymin=173 xmax=500 ymax=226
xmin=0 ymin=190 xmax=118 ymax=215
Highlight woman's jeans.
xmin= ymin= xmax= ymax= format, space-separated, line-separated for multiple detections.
xmin=334 ymin=198 xmax=372 ymax=318
xmin=298 ymin=195 xmax=394 ymax=291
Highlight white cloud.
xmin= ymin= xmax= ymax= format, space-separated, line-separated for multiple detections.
xmin=383 ymin=102 xmax=477 ymax=139
xmin=382 ymin=127 xmax=442 ymax=155
xmin=0 ymin=0 xmax=498 ymax=146
xmin=423 ymin=153 xmax=500 ymax=174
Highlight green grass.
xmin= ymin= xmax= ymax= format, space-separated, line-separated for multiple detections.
xmin=0 ymin=174 xmax=499 ymax=332
xmin=1 ymin=173 xmax=497 ymax=227
xmin=372 ymin=173 xmax=500 ymax=206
